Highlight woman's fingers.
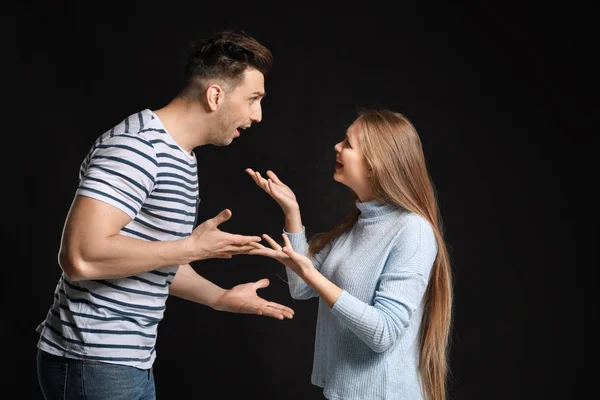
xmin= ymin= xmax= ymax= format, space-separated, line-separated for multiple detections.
xmin=266 ymin=170 xmax=283 ymax=184
xmin=262 ymin=234 xmax=282 ymax=250
xmin=281 ymin=233 xmax=293 ymax=248
xmin=245 ymin=168 xmax=260 ymax=185
xmin=255 ymin=171 xmax=272 ymax=193
xmin=281 ymin=234 xmax=303 ymax=262
xmin=248 ymin=241 xmax=266 ymax=249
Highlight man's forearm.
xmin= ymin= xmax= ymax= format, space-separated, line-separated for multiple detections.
xmin=60 ymin=234 xmax=194 ymax=281
xmin=169 ymin=263 xmax=225 ymax=308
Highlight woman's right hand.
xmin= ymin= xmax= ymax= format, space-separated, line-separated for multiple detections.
xmin=245 ymin=168 xmax=299 ymax=213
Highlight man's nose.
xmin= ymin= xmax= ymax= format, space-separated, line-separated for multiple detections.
xmin=251 ymin=105 xmax=262 ymax=123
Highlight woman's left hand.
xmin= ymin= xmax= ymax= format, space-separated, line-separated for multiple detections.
xmin=249 ymin=233 xmax=315 ymax=276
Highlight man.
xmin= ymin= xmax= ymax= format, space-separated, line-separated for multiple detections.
xmin=36 ymin=29 xmax=294 ymax=400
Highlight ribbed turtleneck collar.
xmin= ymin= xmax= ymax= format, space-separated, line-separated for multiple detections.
xmin=355 ymin=199 xmax=398 ymax=220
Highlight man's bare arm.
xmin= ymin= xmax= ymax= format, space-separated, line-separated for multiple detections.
xmin=168 ymin=263 xmax=226 ymax=307
xmin=169 ymin=263 xmax=295 ymax=320
xmin=59 ymin=195 xmax=260 ymax=281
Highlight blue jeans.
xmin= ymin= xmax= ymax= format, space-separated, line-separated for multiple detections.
xmin=37 ymin=349 xmax=156 ymax=400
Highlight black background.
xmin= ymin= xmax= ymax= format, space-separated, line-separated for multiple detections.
xmin=2 ymin=2 xmax=590 ymax=399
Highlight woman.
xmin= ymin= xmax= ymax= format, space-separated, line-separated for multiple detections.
xmin=246 ymin=108 xmax=453 ymax=400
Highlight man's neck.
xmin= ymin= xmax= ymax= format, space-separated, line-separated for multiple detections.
xmin=153 ymin=98 xmax=211 ymax=153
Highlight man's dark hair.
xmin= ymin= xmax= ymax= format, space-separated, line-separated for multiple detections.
xmin=181 ymin=29 xmax=272 ymax=96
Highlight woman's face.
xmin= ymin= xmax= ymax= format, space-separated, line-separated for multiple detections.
xmin=333 ymin=122 xmax=373 ymax=201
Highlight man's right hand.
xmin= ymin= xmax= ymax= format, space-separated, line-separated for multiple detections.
xmin=186 ymin=209 xmax=262 ymax=260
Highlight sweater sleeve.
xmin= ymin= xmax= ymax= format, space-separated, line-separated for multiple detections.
xmin=330 ymin=217 xmax=438 ymax=352
xmin=283 ymin=226 xmax=333 ymax=300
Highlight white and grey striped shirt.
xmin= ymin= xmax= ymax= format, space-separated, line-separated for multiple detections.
xmin=37 ymin=109 xmax=199 ymax=369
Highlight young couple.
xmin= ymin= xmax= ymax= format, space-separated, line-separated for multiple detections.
xmin=36 ymin=29 xmax=452 ymax=400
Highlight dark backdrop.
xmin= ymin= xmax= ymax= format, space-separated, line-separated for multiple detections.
xmin=3 ymin=2 xmax=589 ymax=399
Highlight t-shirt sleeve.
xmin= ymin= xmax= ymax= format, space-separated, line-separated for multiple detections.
xmin=76 ymin=134 xmax=158 ymax=219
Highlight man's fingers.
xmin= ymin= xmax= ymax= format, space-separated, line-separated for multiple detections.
xmin=262 ymin=303 xmax=295 ymax=319
xmin=232 ymin=245 xmax=260 ymax=254
xmin=254 ymin=278 xmax=270 ymax=290
xmin=225 ymin=233 xmax=262 ymax=245
xmin=219 ymin=244 xmax=263 ymax=255
xmin=212 ymin=209 xmax=232 ymax=226
xmin=266 ymin=302 xmax=295 ymax=316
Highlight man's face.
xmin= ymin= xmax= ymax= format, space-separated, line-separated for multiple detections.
xmin=212 ymin=68 xmax=265 ymax=146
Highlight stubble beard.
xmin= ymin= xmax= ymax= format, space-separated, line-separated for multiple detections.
xmin=212 ymin=106 xmax=234 ymax=147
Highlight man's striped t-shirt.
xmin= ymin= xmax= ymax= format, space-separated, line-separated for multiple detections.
xmin=36 ymin=109 xmax=199 ymax=369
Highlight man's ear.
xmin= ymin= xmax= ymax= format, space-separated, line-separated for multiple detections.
xmin=206 ymin=84 xmax=223 ymax=111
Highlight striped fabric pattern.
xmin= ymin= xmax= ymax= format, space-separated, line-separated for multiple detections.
xmin=37 ymin=109 xmax=199 ymax=369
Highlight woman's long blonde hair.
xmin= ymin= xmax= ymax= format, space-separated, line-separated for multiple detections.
xmin=309 ymin=109 xmax=453 ymax=400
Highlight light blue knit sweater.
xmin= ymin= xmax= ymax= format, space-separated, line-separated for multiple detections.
xmin=284 ymin=199 xmax=438 ymax=400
